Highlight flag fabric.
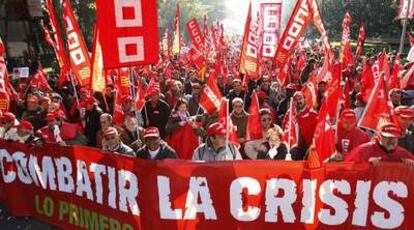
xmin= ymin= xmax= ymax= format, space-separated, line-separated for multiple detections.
xmin=135 ymin=78 xmax=146 ymax=112
xmin=90 ymin=28 xmax=106 ymax=93
xmin=360 ymin=60 xmax=375 ymax=103
xmin=274 ymin=0 xmax=311 ymax=69
xmin=246 ymin=91 xmax=263 ymax=141
xmin=239 ymin=2 xmax=260 ymax=80
xmin=398 ymin=0 xmax=414 ymax=19
xmin=307 ymin=0 xmax=333 ymax=59
xmin=31 ymin=65 xmax=52 ymax=92
xmin=301 ymin=72 xmax=318 ymax=109
xmin=355 ymin=22 xmax=366 ymax=62
xmin=400 ymin=64 xmax=414 ymax=89
xmin=199 ymin=73 xmax=222 ymax=114
xmin=218 ymin=98 xmax=240 ymax=147
xmin=161 ymin=28 xmax=170 ymax=58
xmin=144 ymin=76 xmax=161 ymax=98
xmin=45 ymin=0 xmax=70 ymax=87
xmin=0 ymin=57 xmax=10 ymax=112
xmin=172 ymin=4 xmax=181 ymax=55
xmin=340 ymin=12 xmax=353 ymax=69
xmin=0 ymin=36 xmax=4 ymax=55
xmin=358 ymin=75 xmax=393 ymax=132
xmin=282 ymin=99 xmax=298 ymax=152
xmin=259 ymin=3 xmax=282 ymax=59
xmin=389 ymin=59 xmax=401 ymax=90
xmin=62 ymin=0 xmax=92 ymax=87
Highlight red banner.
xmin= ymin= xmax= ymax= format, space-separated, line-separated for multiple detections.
xmin=96 ymin=0 xmax=159 ymax=68
xmin=308 ymin=0 xmax=333 ymax=59
xmin=186 ymin=18 xmax=205 ymax=53
xmin=260 ymin=3 xmax=282 ymax=59
xmin=1 ymin=141 xmax=414 ymax=229
xmin=273 ymin=0 xmax=312 ymax=69
xmin=399 ymin=0 xmax=414 ymax=19
xmin=240 ymin=2 xmax=259 ymax=80
xmin=62 ymin=0 xmax=92 ymax=87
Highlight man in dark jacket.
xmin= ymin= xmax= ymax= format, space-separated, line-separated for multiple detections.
xmin=136 ymin=127 xmax=177 ymax=160
xmin=102 ymin=127 xmax=135 ymax=157
xmin=142 ymin=88 xmax=171 ymax=139
xmin=84 ymin=96 xmax=103 ymax=147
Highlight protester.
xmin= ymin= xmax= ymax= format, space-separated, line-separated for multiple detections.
xmin=257 ymin=126 xmax=288 ymax=160
xmin=245 ymin=108 xmax=275 ymax=159
xmin=345 ymin=123 xmax=414 ymax=163
xmin=230 ymin=98 xmax=248 ymax=145
xmin=142 ymin=88 xmax=171 ymax=139
xmin=389 ymin=89 xmax=403 ymax=108
xmin=394 ymin=106 xmax=414 ymax=153
xmin=136 ymin=127 xmax=178 ymax=160
xmin=96 ymin=113 xmax=127 ymax=149
xmin=102 ymin=127 xmax=135 ymax=157
xmin=193 ymin=122 xmax=242 ymax=161
xmin=5 ymin=120 xmax=42 ymax=144
xmin=36 ymin=111 xmax=87 ymax=146
xmin=21 ymin=95 xmax=44 ymax=131
xmin=0 ymin=112 xmax=19 ymax=139
xmin=84 ymin=96 xmax=104 ymax=147
xmin=336 ymin=109 xmax=371 ymax=156
xmin=121 ymin=112 xmax=144 ymax=151
xmin=227 ymin=79 xmax=245 ymax=112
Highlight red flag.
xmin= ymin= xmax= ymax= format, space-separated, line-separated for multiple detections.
xmin=0 ymin=36 xmax=4 ymax=55
xmin=199 ymin=73 xmax=222 ymax=114
xmin=116 ymin=68 xmax=131 ymax=96
xmin=0 ymin=57 xmax=10 ymax=112
xmin=344 ymin=78 xmax=352 ymax=109
xmin=32 ymin=65 xmax=52 ymax=92
xmin=172 ymin=4 xmax=181 ymax=55
xmin=301 ymin=72 xmax=318 ymax=109
xmin=218 ymin=98 xmax=240 ymax=147
xmin=135 ymin=78 xmax=146 ymax=112
xmin=389 ymin=59 xmax=401 ymax=90
xmin=398 ymin=0 xmax=414 ymax=19
xmin=62 ymin=0 xmax=92 ymax=87
xmin=274 ymin=0 xmax=311 ymax=69
xmin=246 ymin=91 xmax=263 ymax=141
xmin=161 ymin=28 xmax=170 ymax=58
xmin=316 ymin=56 xmax=330 ymax=82
xmin=360 ymin=60 xmax=375 ymax=103
xmin=409 ymin=34 xmax=414 ymax=46
xmin=282 ymin=99 xmax=298 ymax=151
xmin=355 ymin=22 xmax=366 ymax=62
xmin=187 ymin=18 xmax=205 ymax=53
xmin=259 ymin=3 xmax=282 ymax=59
xmin=96 ymin=0 xmax=159 ymax=68
xmin=401 ymin=64 xmax=414 ymax=89
xmin=90 ymin=27 xmax=106 ymax=93
xmin=340 ymin=12 xmax=353 ymax=69
xmin=45 ymin=0 xmax=70 ymax=86
xmin=239 ymin=2 xmax=260 ymax=80
xmin=358 ymin=75 xmax=393 ymax=131
xmin=144 ymin=76 xmax=160 ymax=98
xmin=308 ymin=0 xmax=333 ymax=59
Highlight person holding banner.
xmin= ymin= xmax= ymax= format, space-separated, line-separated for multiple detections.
xmin=257 ymin=126 xmax=288 ymax=160
xmin=102 ymin=127 xmax=135 ymax=157
xmin=4 ymin=120 xmax=42 ymax=144
xmin=0 ymin=112 xmax=19 ymax=140
xmin=345 ymin=123 xmax=414 ymax=164
xmin=192 ymin=122 xmax=242 ymax=161
xmin=136 ymin=127 xmax=178 ymax=160
xmin=394 ymin=106 xmax=414 ymax=152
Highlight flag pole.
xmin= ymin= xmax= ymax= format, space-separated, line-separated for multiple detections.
xmin=285 ymin=98 xmax=293 ymax=161
xmin=225 ymin=98 xmax=230 ymax=154
xmin=399 ymin=0 xmax=411 ymax=54
xmin=130 ymin=66 xmax=141 ymax=142
xmin=69 ymin=70 xmax=80 ymax=108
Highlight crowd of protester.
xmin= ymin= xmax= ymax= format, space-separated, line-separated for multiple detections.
xmin=2 ymin=44 xmax=414 ymax=166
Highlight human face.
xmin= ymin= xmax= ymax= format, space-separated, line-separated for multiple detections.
xmin=396 ymin=116 xmax=413 ymax=131
xmin=293 ymin=94 xmax=306 ymax=111
xmin=268 ymin=135 xmax=281 ymax=148
xmin=192 ymin=85 xmax=202 ymax=96
xmin=145 ymin=136 xmax=161 ymax=151
xmin=100 ymin=117 xmax=111 ymax=130
xmin=177 ymin=103 xmax=187 ymax=114
xmin=210 ymin=135 xmax=226 ymax=149
xmin=261 ymin=115 xmax=273 ymax=130
xmin=379 ymin=135 xmax=399 ymax=152
xmin=261 ymin=78 xmax=271 ymax=90
xmin=1 ymin=120 xmax=13 ymax=129
xmin=233 ymin=82 xmax=242 ymax=93
xmin=47 ymin=119 xmax=59 ymax=129
xmin=341 ymin=120 xmax=355 ymax=132
xmin=17 ymin=128 xmax=31 ymax=137
xmin=27 ymin=101 xmax=38 ymax=111
xmin=105 ymin=134 xmax=119 ymax=149
xmin=233 ymin=102 xmax=243 ymax=114
xmin=150 ymin=93 xmax=160 ymax=103
xmin=390 ymin=93 xmax=402 ymax=107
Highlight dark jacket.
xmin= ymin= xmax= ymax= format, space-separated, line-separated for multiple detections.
xmin=136 ymin=142 xmax=178 ymax=160
xmin=142 ymin=99 xmax=171 ymax=139
xmin=257 ymin=142 xmax=288 ymax=160
xmin=85 ymin=106 xmax=104 ymax=147
xmin=21 ymin=108 xmax=45 ymax=131
xmin=112 ymin=142 xmax=136 ymax=157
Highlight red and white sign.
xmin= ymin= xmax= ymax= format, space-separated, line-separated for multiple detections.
xmin=399 ymin=0 xmax=414 ymax=19
xmin=260 ymin=3 xmax=282 ymax=59
xmin=96 ymin=0 xmax=159 ymax=69
xmin=186 ymin=18 xmax=205 ymax=53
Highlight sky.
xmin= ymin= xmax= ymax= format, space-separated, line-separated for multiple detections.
xmin=222 ymin=0 xmax=296 ymax=35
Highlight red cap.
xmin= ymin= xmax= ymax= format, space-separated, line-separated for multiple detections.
xmin=103 ymin=127 xmax=118 ymax=137
xmin=394 ymin=106 xmax=414 ymax=118
xmin=340 ymin=109 xmax=357 ymax=122
xmin=15 ymin=120 xmax=33 ymax=130
xmin=286 ymin=84 xmax=301 ymax=91
xmin=257 ymin=91 xmax=267 ymax=100
xmin=45 ymin=111 xmax=64 ymax=121
xmin=79 ymin=87 xmax=89 ymax=94
xmin=85 ymin=96 xmax=98 ymax=104
xmin=379 ymin=123 xmax=402 ymax=138
xmin=356 ymin=93 xmax=364 ymax=102
xmin=143 ymin=127 xmax=160 ymax=138
xmin=148 ymin=88 xmax=160 ymax=95
xmin=207 ymin=122 xmax=227 ymax=137
xmin=39 ymin=96 xmax=51 ymax=103
xmin=2 ymin=112 xmax=16 ymax=122
xmin=119 ymin=95 xmax=133 ymax=103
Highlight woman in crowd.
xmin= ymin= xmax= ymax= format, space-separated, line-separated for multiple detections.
xmin=257 ymin=126 xmax=288 ymax=160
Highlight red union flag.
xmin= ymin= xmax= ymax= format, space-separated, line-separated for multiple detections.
xmin=399 ymin=0 xmax=414 ymax=19
xmin=96 ymin=0 xmax=159 ymax=69
xmin=260 ymin=3 xmax=282 ymax=59
xmin=240 ymin=2 xmax=259 ymax=80
xmin=200 ymin=73 xmax=222 ymax=114
xmin=62 ymin=0 xmax=92 ymax=87
xmin=308 ymin=0 xmax=333 ymax=59
xmin=186 ymin=18 xmax=205 ymax=53
xmin=273 ymin=0 xmax=311 ymax=69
